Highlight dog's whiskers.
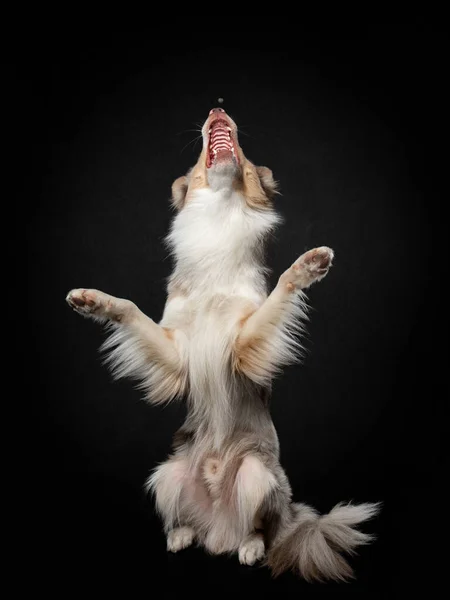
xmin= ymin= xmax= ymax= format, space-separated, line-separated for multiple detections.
xmin=180 ymin=135 xmax=203 ymax=154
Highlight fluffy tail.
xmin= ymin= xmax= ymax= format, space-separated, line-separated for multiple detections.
xmin=267 ymin=501 xmax=381 ymax=582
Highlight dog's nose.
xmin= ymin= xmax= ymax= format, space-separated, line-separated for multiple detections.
xmin=209 ymin=107 xmax=225 ymax=115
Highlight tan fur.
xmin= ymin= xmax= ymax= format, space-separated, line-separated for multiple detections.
xmin=66 ymin=108 xmax=379 ymax=582
xmin=162 ymin=327 xmax=174 ymax=341
xmin=170 ymin=151 xmax=209 ymax=210
xmin=170 ymin=119 xmax=277 ymax=212
xmin=240 ymin=161 xmax=275 ymax=209
xmin=202 ymin=457 xmax=222 ymax=498
xmin=218 ymin=454 xmax=245 ymax=508
xmin=233 ymin=247 xmax=334 ymax=384
xmin=233 ymin=285 xmax=297 ymax=384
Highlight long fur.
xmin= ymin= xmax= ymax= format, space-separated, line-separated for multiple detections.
xmin=267 ymin=502 xmax=381 ymax=581
xmin=66 ymin=107 xmax=380 ymax=582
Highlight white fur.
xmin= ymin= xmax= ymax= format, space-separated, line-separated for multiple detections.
xmin=234 ymin=456 xmax=277 ymax=533
xmin=239 ymin=533 xmax=265 ymax=565
xmin=66 ymin=111 xmax=378 ymax=582
xmin=161 ymin=187 xmax=283 ymax=452
xmin=101 ymin=323 xmax=188 ymax=405
xmin=167 ymin=526 xmax=195 ymax=552
xmin=164 ymin=187 xmax=280 ymax=303
xmin=147 ymin=458 xmax=188 ymax=530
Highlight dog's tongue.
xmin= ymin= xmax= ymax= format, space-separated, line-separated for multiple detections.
xmin=214 ymin=149 xmax=233 ymax=162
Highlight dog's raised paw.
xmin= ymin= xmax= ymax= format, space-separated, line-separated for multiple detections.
xmin=66 ymin=289 xmax=99 ymax=312
xmin=294 ymin=246 xmax=334 ymax=276
xmin=280 ymin=246 xmax=334 ymax=291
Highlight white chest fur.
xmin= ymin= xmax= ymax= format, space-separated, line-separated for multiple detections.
xmin=165 ymin=188 xmax=280 ymax=305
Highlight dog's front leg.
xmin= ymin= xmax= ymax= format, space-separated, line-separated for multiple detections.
xmin=66 ymin=288 xmax=186 ymax=404
xmin=233 ymin=247 xmax=334 ymax=385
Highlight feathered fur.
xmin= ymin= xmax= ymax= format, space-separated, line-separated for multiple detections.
xmin=66 ymin=107 xmax=380 ymax=582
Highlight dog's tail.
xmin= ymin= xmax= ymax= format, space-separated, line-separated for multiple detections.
xmin=266 ymin=501 xmax=381 ymax=582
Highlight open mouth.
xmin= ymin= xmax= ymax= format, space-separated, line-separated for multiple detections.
xmin=206 ymin=118 xmax=238 ymax=168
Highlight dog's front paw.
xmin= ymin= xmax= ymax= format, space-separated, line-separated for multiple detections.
xmin=294 ymin=246 xmax=334 ymax=278
xmin=66 ymin=288 xmax=109 ymax=320
xmin=280 ymin=247 xmax=334 ymax=291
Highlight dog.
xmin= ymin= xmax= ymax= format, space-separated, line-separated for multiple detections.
xmin=66 ymin=107 xmax=379 ymax=581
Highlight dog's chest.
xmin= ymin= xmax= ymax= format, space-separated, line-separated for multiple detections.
xmin=160 ymin=293 xmax=258 ymax=334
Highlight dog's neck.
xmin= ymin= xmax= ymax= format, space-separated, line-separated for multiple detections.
xmin=206 ymin=164 xmax=239 ymax=193
xmin=165 ymin=187 xmax=280 ymax=302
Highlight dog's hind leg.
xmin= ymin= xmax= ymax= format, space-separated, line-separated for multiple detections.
xmin=238 ymin=531 xmax=266 ymax=566
xmin=233 ymin=246 xmax=334 ymax=385
xmin=146 ymin=455 xmax=212 ymax=552
xmin=66 ymin=288 xmax=187 ymax=404
xmin=166 ymin=526 xmax=196 ymax=552
xmin=204 ymin=455 xmax=277 ymax=558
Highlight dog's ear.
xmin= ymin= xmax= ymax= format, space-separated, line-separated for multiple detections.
xmin=256 ymin=167 xmax=279 ymax=200
xmin=171 ymin=176 xmax=189 ymax=210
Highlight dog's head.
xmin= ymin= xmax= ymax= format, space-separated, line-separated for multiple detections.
xmin=171 ymin=108 xmax=278 ymax=210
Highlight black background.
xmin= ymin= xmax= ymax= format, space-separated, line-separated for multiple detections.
xmin=18 ymin=26 xmax=443 ymax=596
